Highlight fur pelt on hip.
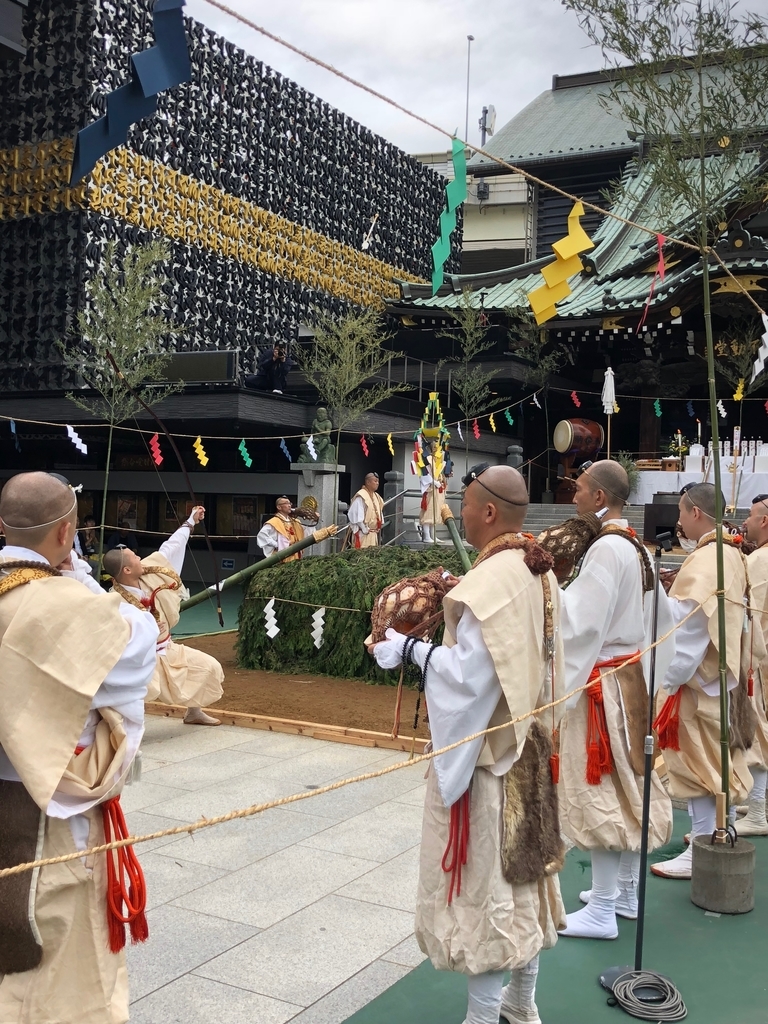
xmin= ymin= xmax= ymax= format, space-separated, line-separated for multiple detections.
xmin=730 ymin=675 xmax=758 ymax=752
xmin=0 ymin=780 xmax=45 ymax=973
xmin=615 ymin=662 xmax=649 ymax=777
xmin=501 ymin=721 xmax=565 ymax=885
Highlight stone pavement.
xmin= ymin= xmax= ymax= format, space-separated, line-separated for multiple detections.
xmin=124 ymin=716 xmax=427 ymax=1023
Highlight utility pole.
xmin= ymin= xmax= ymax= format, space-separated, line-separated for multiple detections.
xmin=464 ymin=35 xmax=474 ymax=144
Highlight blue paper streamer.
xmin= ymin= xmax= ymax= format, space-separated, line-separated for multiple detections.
xmin=687 ymin=401 xmax=695 ymax=417
xmin=280 ymin=438 xmax=292 ymax=462
xmin=9 ymin=420 xmax=20 ymax=452
xmin=70 ymin=0 xmax=191 ymax=183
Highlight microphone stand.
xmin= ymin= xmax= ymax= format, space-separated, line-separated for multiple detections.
xmin=599 ymin=531 xmax=678 ymax=1005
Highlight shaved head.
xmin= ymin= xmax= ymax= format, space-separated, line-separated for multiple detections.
xmin=584 ymin=460 xmax=630 ymax=505
xmin=462 ymin=464 xmax=529 ymax=548
xmin=681 ymin=482 xmax=719 ymax=519
xmin=0 ymin=472 xmax=77 ymax=546
xmin=102 ymin=547 xmax=128 ymax=579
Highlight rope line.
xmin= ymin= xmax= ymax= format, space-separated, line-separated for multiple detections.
xmin=0 ymin=594 xmax=707 ymax=880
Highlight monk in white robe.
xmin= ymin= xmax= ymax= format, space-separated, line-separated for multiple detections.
xmin=739 ymin=494 xmax=768 ymax=835
xmin=103 ymin=506 xmax=224 ymax=726
xmin=557 ymin=461 xmax=674 ymax=938
xmin=348 ymin=472 xmax=385 ymax=548
xmin=257 ymin=496 xmax=307 ymax=561
xmin=371 ymin=465 xmax=565 ymax=1024
xmin=0 ymin=472 xmax=158 ymax=1024
xmin=652 ymin=483 xmax=754 ymax=878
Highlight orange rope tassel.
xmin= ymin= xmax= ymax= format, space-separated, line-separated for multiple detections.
xmin=586 ymin=679 xmax=614 ymax=784
xmin=549 ymin=752 xmax=560 ymax=785
xmin=653 ymin=689 xmax=683 ymax=751
xmin=441 ymin=790 xmax=470 ymax=905
xmin=102 ymin=796 xmax=149 ymax=953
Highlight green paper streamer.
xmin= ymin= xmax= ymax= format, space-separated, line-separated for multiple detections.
xmin=504 ymin=408 xmax=514 ymax=426
xmin=431 ymin=137 xmax=467 ymax=295
xmin=238 ymin=438 xmax=253 ymax=468
xmin=654 ymin=399 xmax=662 ymax=418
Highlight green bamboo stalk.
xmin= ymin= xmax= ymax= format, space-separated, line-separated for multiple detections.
xmin=441 ymin=509 xmax=473 ymax=573
xmin=179 ymin=526 xmax=340 ymax=611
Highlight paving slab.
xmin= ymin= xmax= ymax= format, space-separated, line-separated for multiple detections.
xmin=129 ymin=973 xmax=302 ymax=1024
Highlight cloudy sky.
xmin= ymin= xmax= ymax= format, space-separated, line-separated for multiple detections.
xmin=185 ymin=0 xmax=607 ymax=154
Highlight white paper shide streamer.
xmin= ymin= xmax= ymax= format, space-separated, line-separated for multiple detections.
xmin=264 ymin=597 xmax=280 ymax=639
xmin=66 ymin=424 xmax=88 ymax=454
xmin=601 ymin=367 xmax=616 ymax=416
xmin=532 ymin=393 xmax=542 ymax=409
xmin=717 ymin=399 xmax=727 ymax=419
xmin=311 ymin=607 xmax=326 ymax=649
xmin=306 ymin=434 xmax=318 ymax=461
xmin=456 ymin=421 xmax=463 ymax=442
xmin=750 ymin=314 xmax=768 ymax=384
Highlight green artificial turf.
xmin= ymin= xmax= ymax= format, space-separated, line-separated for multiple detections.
xmin=344 ymin=811 xmax=768 ymax=1024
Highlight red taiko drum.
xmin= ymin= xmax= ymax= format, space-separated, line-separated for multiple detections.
xmin=553 ymin=418 xmax=605 ymax=459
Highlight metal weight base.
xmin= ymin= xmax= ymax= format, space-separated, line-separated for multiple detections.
xmin=599 ymin=966 xmax=673 ymax=1004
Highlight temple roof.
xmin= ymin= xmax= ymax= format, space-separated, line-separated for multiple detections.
xmin=395 ymin=149 xmax=768 ymax=322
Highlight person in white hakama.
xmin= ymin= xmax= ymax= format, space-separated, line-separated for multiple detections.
xmin=558 ymin=461 xmax=674 ymax=939
xmin=370 ymin=465 xmax=566 ymax=1024
xmin=103 ymin=507 xmax=224 ymax=726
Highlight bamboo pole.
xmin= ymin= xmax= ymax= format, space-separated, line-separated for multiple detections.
xmin=179 ymin=525 xmax=340 ymax=611
xmin=440 ymin=505 xmax=473 ymax=573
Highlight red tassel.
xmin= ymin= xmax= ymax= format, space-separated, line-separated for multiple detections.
xmin=549 ymin=753 xmax=560 ymax=785
xmin=653 ymin=689 xmax=682 ymax=751
xmin=585 ymin=680 xmax=614 ymax=785
xmin=748 ymin=670 xmax=755 ymax=698
xmin=102 ymin=796 xmax=149 ymax=953
xmin=442 ymin=791 xmax=470 ymax=904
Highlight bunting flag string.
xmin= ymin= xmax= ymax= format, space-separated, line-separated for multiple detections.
xmin=9 ymin=420 xmax=20 ymax=452
xmin=489 ymin=413 xmax=496 ymax=433
xmin=238 ymin=438 xmax=253 ymax=468
xmin=750 ymin=314 xmax=768 ymax=384
xmin=472 ymin=418 xmax=480 ymax=439
xmin=306 ymin=434 xmax=317 ymax=461
xmin=66 ymin=424 xmax=88 ymax=454
xmin=637 ymin=233 xmax=666 ymax=329
xmin=264 ymin=598 xmax=280 ymax=639
xmin=504 ymin=408 xmax=514 ymax=426
xmin=717 ymin=400 xmax=727 ymax=418
xmin=733 ymin=378 xmax=745 ymax=402
xmin=280 ymin=438 xmax=292 ymax=462
xmin=360 ymin=434 xmax=369 ymax=456
xmin=533 ymin=393 xmax=542 ymax=409
xmin=311 ymin=607 xmax=326 ymax=649
xmin=654 ymin=400 xmax=662 ymax=418
xmin=686 ymin=401 xmax=695 ymax=417
xmin=571 ymin=391 xmax=581 ymax=408
xmin=387 ymin=433 xmax=395 ymax=456
xmin=149 ymin=432 xmax=163 ymax=466
xmin=193 ymin=435 xmax=209 ymax=467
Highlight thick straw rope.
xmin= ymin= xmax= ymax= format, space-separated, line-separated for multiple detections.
xmin=0 ymin=596 xmax=708 ymax=880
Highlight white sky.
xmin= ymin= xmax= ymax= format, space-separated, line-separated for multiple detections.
xmin=185 ymin=0 xmax=606 ymax=154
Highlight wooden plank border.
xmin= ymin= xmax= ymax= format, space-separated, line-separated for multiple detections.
xmin=145 ymin=702 xmax=428 ymax=754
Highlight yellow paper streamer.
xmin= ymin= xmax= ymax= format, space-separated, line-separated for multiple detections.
xmin=489 ymin=413 xmax=496 ymax=433
xmin=193 ymin=436 xmax=209 ymax=467
xmin=387 ymin=432 xmax=395 ymax=456
xmin=733 ymin=378 xmax=745 ymax=401
xmin=527 ymin=202 xmax=594 ymax=325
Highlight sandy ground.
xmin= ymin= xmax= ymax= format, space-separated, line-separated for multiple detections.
xmin=181 ymin=632 xmax=430 ymax=738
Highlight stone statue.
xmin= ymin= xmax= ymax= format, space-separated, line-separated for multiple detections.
xmin=297 ymin=406 xmax=336 ymax=463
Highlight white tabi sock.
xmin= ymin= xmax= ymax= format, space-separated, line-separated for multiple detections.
xmin=421 ymin=524 xmax=433 ymax=543
xmin=652 ymin=796 xmax=714 ymax=878
xmin=500 ymin=955 xmax=541 ymax=1024
xmin=737 ymin=766 xmax=768 ymax=835
xmin=464 ymin=971 xmax=505 ymax=1024
xmin=560 ymin=848 xmax=620 ymax=939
